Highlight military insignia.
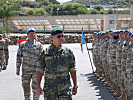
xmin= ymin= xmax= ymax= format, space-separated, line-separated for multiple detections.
xmin=17 ymin=48 xmax=21 ymax=52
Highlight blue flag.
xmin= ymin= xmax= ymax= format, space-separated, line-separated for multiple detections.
xmin=80 ymin=31 xmax=86 ymax=52
xmin=80 ymin=31 xmax=86 ymax=44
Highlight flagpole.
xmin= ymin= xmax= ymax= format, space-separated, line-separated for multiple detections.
xmin=85 ymin=43 xmax=94 ymax=73
xmin=80 ymin=29 xmax=94 ymax=73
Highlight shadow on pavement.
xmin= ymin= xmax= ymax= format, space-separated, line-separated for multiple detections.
xmin=80 ymin=73 xmax=116 ymax=100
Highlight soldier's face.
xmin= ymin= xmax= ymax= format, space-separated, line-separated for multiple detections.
xmin=0 ymin=36 xmax=2 ymax=40
xmin=3 ymin=35 xmax=7 ymax=38
xmin=27 ymin=32 xmax=36 ymax=41
xmin=51 ymin=33 xmax=64 ymax=45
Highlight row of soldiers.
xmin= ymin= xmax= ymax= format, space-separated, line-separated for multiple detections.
xmin=92 ymin=29 xmax=133 ymax=100
xmin=0 ymin=33 xmax=10 ymax=72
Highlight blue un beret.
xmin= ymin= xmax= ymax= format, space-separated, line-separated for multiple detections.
xmin=3 ymin=33 xmax=7 ymax=36
xmin=26 ymin=28 xmax=36 ymax=34
xmin=0 ymin=34 xmax=3 ymax=37
xmin=130 ymin=33 xmax=133 ymax=37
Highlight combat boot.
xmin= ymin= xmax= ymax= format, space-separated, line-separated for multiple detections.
xmin=127 ymin=95 xmax=131 ymax=100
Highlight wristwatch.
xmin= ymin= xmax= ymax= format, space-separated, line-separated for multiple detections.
xmin=73 ymin=86 xmax=78 ymax=89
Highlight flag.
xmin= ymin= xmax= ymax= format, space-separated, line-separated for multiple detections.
xmin=98 ymin=30 xmax=100 ymax=33
xmin=80 ymin=30 xmax=86 ymax=52
xmin=18 ymin=39 xmax=26 ymax=46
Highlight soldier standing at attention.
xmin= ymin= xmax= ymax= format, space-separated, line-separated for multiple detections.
xmin=0 ymin=34 xmax=5 ymax=72
xmin=2 ymin=33 xmax=10 ymax=70
xmin=119 ymin=30 xmax=130 ymax=99
xmin=16 ymin=28 xmax=43 ymax=100
xmin=36 ymin=27 xmax=78 ymax=100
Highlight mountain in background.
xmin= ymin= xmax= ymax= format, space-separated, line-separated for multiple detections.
xmin=71 ymin=0 xmax=133 ymax=8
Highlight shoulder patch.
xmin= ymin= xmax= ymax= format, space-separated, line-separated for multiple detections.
xmin=17 ymin=48 xmax=21 ymax=52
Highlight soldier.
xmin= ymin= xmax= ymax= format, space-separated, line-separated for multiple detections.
xmin=118 ymin=30 xmax=130 ymax=99
xmin=126 ymin=33 xmax=133 ymax=100
xmin=36 ymin=27 xmax=78 ymax=100
xmin=108 ymin=31 xmax=120 ymax=96
xmin=2 ymin=33 xmax=10 ymax=70
xmin=94 ymin=32 xmax=103 ymax=78
xmin=16 ymin=28 xmax=43 ymax=100
xmin=116 ymin=30 xmax=125 ymax=97
xmin=101 ymin=31 xmax=110 ymax=83
xmin=0 ymin=34 xmax=5 ymax=72
xmin=92 ymin=32 xmax=98 ymax=75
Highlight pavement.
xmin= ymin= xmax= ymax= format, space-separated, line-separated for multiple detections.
xmin=0 ymin=43 xmax=115 ymax=100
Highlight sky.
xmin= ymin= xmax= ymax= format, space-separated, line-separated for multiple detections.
xmin=56 ymin=0 xmax=72 ymax=3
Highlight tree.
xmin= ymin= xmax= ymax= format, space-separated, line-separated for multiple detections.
xmin=0 ymin=1 xmax=20 ymax=33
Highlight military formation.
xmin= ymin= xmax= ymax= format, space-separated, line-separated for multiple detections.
xmin=0 ymin=33 xmax=10 ymax=72
xmin=92 ymin=30 xmax=133 ymax=100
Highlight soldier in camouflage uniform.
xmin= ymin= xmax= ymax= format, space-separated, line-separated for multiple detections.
xmin=108 ymin=31 xmax=120 ymax=96
xmin=116 ymin=30 xmax=125 ymax=97
xmin=2 ymin=33 xmax=10 ymax=70
xmin=126 ymin=33 xmax=133 ymax=100
xmin=92 ymin=32 xmax=98 ymax=75
xmin=106 ymin=30 xmax=114 ymax=88
xmin=118 ymin=30 xmax=130 ymax=99
xmin=0 ymin=34 xmax=5 ymax=72
xmin=101 ymin=31 xmax=110 ymax=83
xmin=94 ymin=33 xmax=103 ymax=78
xmin=16 ymin=28 xmax=43 ymax=100
xmin=36 ymin=27 xmax=78 ymax=100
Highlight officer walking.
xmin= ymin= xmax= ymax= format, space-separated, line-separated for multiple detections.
xmin=36 ymin=27 xmax=78 ymax=100
xmin=16 ymin=28 xmax=43 ymax=100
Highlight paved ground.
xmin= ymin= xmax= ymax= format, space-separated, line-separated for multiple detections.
xmin=0 ymin=43 xmax=115 ymax=100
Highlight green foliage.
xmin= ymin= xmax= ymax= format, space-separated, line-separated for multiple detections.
xmin=71 ymin=0 xmax=132 ymax=8
xmin=99 ymin=9 xmax=105 ymax=14
xmin=0 ymin=2 xmax=20 ymax=19
xmin=26 ymin=9 xmax=34 ymax=15
xmin=21 ymin=1 xmax=39 ymax=8
xmin=26 ymin=8 xmax=47 ymax=16
xmin=51 ymin=3 xmax=89 ymax=15
xmin=94 ymin=6 xmax=103 ymax=11
xmin=0 ymin=22 xmax=11 ymax=34
xmin=105 ymin=8 xmax=114 ymax=14
xmin=89 ymin=9 xmax=99 ymax=14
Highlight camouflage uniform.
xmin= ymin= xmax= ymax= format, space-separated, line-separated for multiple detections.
xmin=99 ymin=39 xmax=104 ymax=73
xmin=16 ymin=40 xmax=43 ymax=100
xmin=109 ymin=39 xmax=119 ymax=84
xmin=92 ymin=38 xmax=97 ymax=72
xmin=116 ymin=40 xmax=124 ymax=89
xmin=95 ymin=39 xmax=102 ymax=73
xmin=0 ymin=39 xmax=5 ymax=71
xmin=3 ymin=38 xmax=10 ymax=69
xmin=107 ymin=38 xmax=112 ymax=79
xmin=126 ymin=42 xmax=133 ymax=97
xmin=37 ymin=44 xmax=76 ymax=100
xmin=121 ymin=40 xmax=130 ymax=92
xmin=102 ymin=38 xmax=109 ymax=78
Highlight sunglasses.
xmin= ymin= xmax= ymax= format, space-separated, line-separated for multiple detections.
xmin=56 ymin=35 xmax=64 ymax=38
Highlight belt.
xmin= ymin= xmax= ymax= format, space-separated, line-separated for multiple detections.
xmin=0 ymin=49 xmax=3 ymax=50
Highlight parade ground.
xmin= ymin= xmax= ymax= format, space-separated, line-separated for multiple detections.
xmin=0 ymin=43 xmax=115 ymax=100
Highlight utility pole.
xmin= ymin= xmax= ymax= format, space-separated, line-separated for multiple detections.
xmin=116 ymin=0 xmax=118 ymax=30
